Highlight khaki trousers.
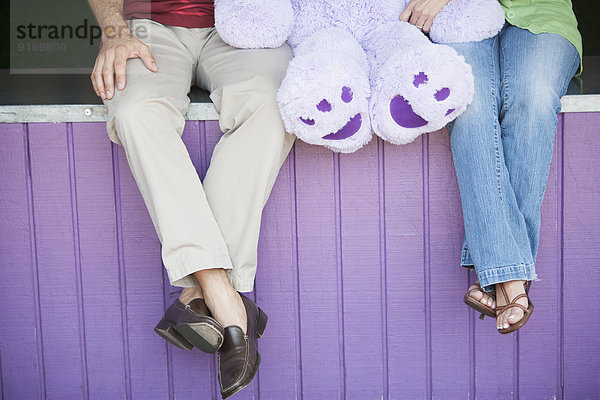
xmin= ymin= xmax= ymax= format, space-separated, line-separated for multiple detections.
xmin=104 ymin=19 xmax=295 ymax=291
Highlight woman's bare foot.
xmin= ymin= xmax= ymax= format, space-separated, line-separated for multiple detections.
xmin=465 ymin=281 xmax=496 ymax=310
xmin=495 ymin=280 xmax=528 ymax=331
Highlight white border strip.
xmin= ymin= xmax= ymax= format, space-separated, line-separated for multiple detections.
xmin=560 ymin=95 xmax=600 ymax=113
xmin=0 ymin=95 xmax=598 ymax=124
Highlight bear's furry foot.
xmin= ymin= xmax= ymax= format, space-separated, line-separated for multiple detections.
xmin=362 ymin=21 xmax=474 ymax=145
xmin=277 ymin=28 xmax=373 ymax=153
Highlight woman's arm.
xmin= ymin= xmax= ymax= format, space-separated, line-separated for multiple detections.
xmin=399 ymin=0 xmax=451 ymax=33
xmin=88 ymin=0 xmax=157 ymax=99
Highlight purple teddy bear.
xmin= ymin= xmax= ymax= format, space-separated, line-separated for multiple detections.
xmin=215 ymin=0 xmax=505 ymax=153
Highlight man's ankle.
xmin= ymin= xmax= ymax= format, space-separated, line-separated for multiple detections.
xmin=179 ymin=286 xmax=203 ymax=305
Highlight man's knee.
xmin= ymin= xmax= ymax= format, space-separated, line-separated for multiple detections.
xmin=218 ymin=73 xmax=282 ymax=106
xmin=256 ymin=43 xmax=293 ymax=87
xmin=216 ymin=74 xmax=288 ymax=133
xmin=251 ymin=97 xmax=293 ymax=144
xmin=109 ymin=97 xmax=186 ymax=145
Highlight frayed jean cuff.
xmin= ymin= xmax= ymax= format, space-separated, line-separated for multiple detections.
xmin=461 ymin=248 xmax=474 ymax=267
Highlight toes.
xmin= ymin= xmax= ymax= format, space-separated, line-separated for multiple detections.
xmin=507 ymin=309 xmax=524 ymax=324
xmin=480 ymin=292 xmax=494 ymax=307
xmin=499 ymin=313 xmax=510 ymax=330
xmin=466 ymin=285 xmax=496 ymax=308
xmin=498 ymin=309 xmax=524 ymax=330
xmin=483 ymin=294 xmax=493 ymax=307
xmin=503 ymin=313 xmax=512 ymax=329
xmin=497 ymin=312 xmax=507 ymax=330
xmin=467 ymin=285 xmax=483 ymax=301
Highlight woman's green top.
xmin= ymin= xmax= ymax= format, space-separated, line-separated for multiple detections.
xmin=498 ymin=0 xmax=583 ymax=73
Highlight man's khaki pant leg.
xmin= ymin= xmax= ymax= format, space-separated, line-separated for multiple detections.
xmin=196 ymin=30 xmax=295 ymax=292
xmin=104 ymin=20 xmax=233 ymax=287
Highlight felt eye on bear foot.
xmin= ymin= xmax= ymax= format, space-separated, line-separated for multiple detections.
xmin=299 ymin=116 xmax=315 ymax=125
xmin=390 ymin=72 xmax=455 ymax=129
xmin=299 ymin=85 xmax=356 ymax=127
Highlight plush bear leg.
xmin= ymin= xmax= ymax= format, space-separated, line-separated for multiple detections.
xmin=363 ymin=21 xmax=474 ymax=145
xmin=277 ymin=28 xmax=373 ymax=153
xmin=214 ymin=0 xmax=294 ymax=49
xmin=429 ymin=0 xmax=505 ymax=44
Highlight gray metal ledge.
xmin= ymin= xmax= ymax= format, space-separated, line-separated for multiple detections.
xmin=0 ymin=103 xmax=219 ymax=123
xmin=0 ymin=95 xmax=598 ymax=124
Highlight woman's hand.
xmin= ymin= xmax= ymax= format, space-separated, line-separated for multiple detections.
xmin=399 ymin=0 xmax=451 ymax=33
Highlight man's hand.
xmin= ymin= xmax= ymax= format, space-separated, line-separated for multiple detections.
xmin=90 ymin=33 xmax=158 ymax=100
xmin=399 ymin=0 xmax=451 ymax=33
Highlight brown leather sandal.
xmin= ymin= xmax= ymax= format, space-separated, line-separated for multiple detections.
xmin=495 ymin=281 xmax=534 ymax=334
xmin=463 ymin=282 xmax=496 ymax=319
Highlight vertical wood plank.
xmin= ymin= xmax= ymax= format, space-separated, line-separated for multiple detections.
xmin=518 ymin=121 xmax=561 ymax=399
xmin=427 ymin=129 xmax=470 ymax=399
xmin=339 ymin=141 xmax=384 ymax=398
xmin=153 ymin=122 xmax=216 ymax=400
xmin=294 ymin=142 xmax=342 ymax=399
xmin=203 ymin=121 xmax=226 ymax=399
xmin=204 ymin=121 xmax=221 ymax=168
xmin=469 ymin=116 xmax=536 ymax=399
xmin=72 ymin=122 xmax=127 ymax=400
xmin=0 ymin=123 xmax=44 ymax=400
xmin=255 ymin=149 xmax=301 ymax=400
xmin=384 ymin=137 xmax=428 ymax=399
xmin=0 ymin=348 xmax=3 ymax=399
xmin=562 ymin=112 xmax=600 ymax=399
xmin=473 ymin=291 xmax=514 ymax=400
xmin=452 ymin=117 xmax=514 ymax=400
xmin=28 ymin=123 xmax=86 ymax=399
xmin=116 ymin=141 xmax=169 ymax=399
xmin=204 ymin=120 xmax=259 ymax=400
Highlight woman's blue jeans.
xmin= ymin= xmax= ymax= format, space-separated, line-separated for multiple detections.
xmin=446 ymin=24 xmax=579 ymax=292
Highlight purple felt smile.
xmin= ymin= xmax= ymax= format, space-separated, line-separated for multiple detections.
xmin=322 ymin=113 xmax=362 ymax=140
xmin=390 ymin=95 xmax=428 ymax=128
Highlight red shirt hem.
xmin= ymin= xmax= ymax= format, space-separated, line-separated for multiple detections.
xmin=127 ymin=13 xmax=214 ymax=28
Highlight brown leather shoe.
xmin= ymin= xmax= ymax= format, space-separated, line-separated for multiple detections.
xmin=154 ymin=298 xmax=224 ymax=353
xmin=218 ymin=294 xmax=268 ymax=399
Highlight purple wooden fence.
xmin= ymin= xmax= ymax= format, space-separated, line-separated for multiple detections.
xmin=1 ymin=113 xmax=599 ymax=400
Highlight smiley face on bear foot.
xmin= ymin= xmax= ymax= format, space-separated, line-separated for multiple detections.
xmin=369 ymin=43 xmax=474 ymax=145
xmin=276 ymin=42 xmax=374 ymax=153
xmin=298 ymin=87 xmax=364 ymax=141
xmin=279 ymin=71 xmax=373 ymax=153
